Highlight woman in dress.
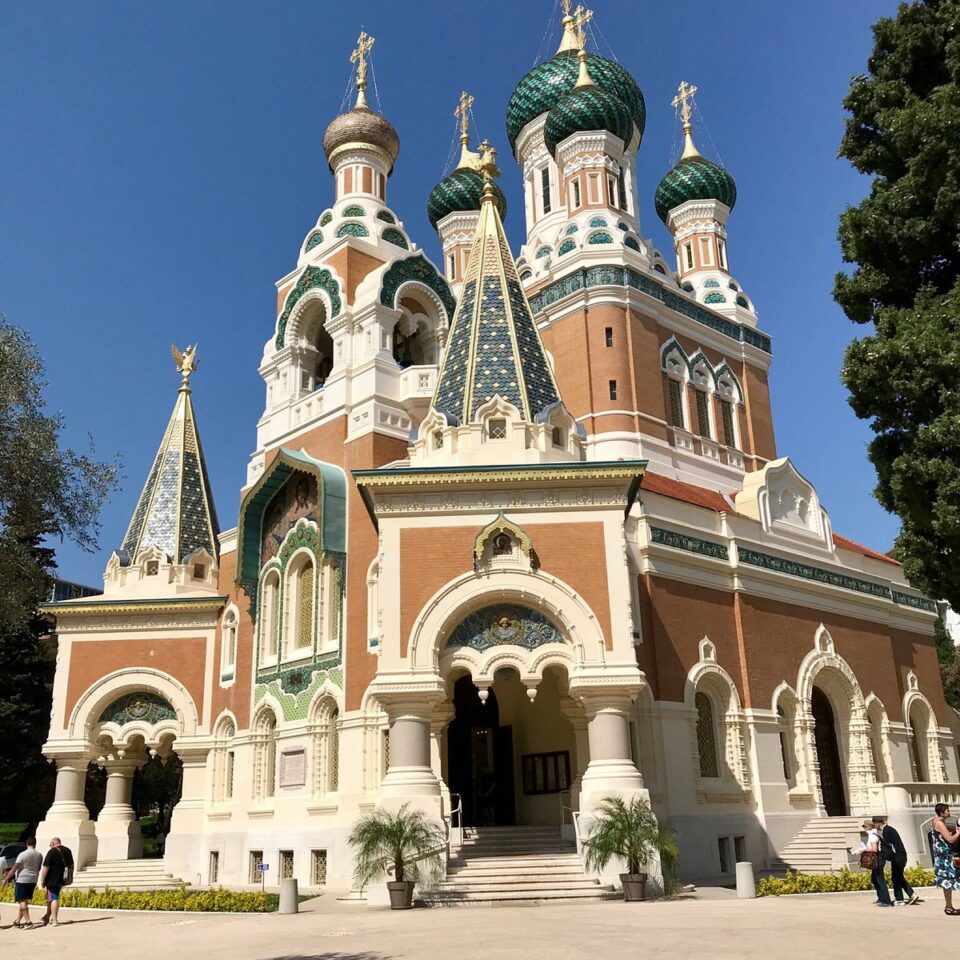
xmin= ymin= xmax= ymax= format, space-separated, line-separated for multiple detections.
xmin=931 ymin=803 xmax=960 ymax=914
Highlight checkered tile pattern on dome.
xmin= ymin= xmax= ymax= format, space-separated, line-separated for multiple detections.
xmin=120 ymin=386 xmax=219 ymax=562
xmin=432 ymin=190 xmax=562 ymax=423
xmin=655 ymin=155 xmax=738 ymax=223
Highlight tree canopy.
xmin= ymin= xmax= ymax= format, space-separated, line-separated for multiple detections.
xmin=837 ymin=0 xmax=960 ymax=608
xmin=0 ymin=316 xmax=118 ymax=819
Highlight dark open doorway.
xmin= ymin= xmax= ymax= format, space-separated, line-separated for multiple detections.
xmin=447 ymin=675 xmax=516 ymax=827
xmin=811 ymin=686 xmax=847 ymax=816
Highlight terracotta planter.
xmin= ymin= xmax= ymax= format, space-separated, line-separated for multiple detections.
xmin=620 ymin=872 xmax=647 ymax=902
xmin=387 ymin=880 xmax=415 ymax=910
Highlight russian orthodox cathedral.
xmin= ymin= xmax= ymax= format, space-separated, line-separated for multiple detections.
xmin=39 ymin=4 xmax=958 ymax=897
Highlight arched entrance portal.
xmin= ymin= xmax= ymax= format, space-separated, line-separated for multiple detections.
xmin=812 ymin=686 xmax=847 ymax=816
xmin=445 ymin=668 xmax=577 ymax=828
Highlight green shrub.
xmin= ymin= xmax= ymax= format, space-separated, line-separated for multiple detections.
xmin=0 ymin=883 xmax=271 ymax=912
xmin=758 ymin=865 xmax=936 ymax=897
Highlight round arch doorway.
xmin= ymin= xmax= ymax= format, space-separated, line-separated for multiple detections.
xmin=811 ymin=686 xmax=847 ymax=816
xmin=445 ymin=668 xmax=577 ymax=828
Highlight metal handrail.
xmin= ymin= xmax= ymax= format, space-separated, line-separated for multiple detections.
xmin=448 ymin=792 xmax=463 ymax=850
xmin=559 ymin=789 xmax=584 ymax=859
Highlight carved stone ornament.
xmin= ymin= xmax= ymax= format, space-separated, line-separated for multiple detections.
xmin=445 ymin=604 xmax=564 ymax=652
xmin=99 ymin=692 xmax=176 ymax=726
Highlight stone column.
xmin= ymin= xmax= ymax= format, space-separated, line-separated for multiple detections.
xmin=164 ymin=745 xmax=210 ymax=876
xmin=577 ymin=693 xmax=645 ymax=809
xmin=378 ymin=695 xmax=444 ymax=816
xmin=36 ymin=755 xmax=98 ymax=869
xmin=431 ymin=704 xmax=454 ymax=815
xmin=96 ymin=759 xmax=143 ymax=860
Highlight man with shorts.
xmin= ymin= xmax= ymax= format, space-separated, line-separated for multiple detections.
xmin=38 ymin=837 xmax=74 ymax=926
xmin=2 ymin=837 xmax=43 ymax=927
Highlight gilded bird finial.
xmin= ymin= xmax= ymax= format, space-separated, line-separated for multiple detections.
xmin=171 ymin=344 xmax=198 ymax=391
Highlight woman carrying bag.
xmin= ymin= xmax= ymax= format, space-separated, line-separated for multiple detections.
xmin=931 ymin=803 xmax=960 ymax=915
xmin=860 ymin=819 xmax=892 ymax=907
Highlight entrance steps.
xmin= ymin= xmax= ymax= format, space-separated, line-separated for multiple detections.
xmin=72 ymin=858 xmax=185 ymax=891
xmin=770 ymin=816 xmax=863 ymax=874
xmin=424 ymin=826 xmax=616 ymax=906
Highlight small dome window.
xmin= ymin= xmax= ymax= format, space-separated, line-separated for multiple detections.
xmin=342 ymin=204 xmax=366 ymax=217
xmin=588 ymin=231 xmax=614 ymax=245
xmin=519 ymin=270 xmax=533 ymax=281
xmin=704 ymin=291 xmax=727 ymax=304
xmin=617 ymin=221 xmax=629 ymax=231
xmin=588 ymin=217 xmax=608 ymax=228
xmin=319 ymin=211 xmax=333 ymax=227
xmin=376 ymin=210 xmax=397 ymax=224
xmin=536 ymin=246 xmax=552 ymax=259
xmin=736 ymin=295 xmax=750 ymax=309
xmin=653 ymin=261 xmax=666 ymax=273
xmin=625 ymin=236 xmax=641 ymax=252
xmin=703 ymin=279 xmax=721 ymax=289
xmin=336 ymin=221 xmax=370 ymax=238
xmin=558 ymin=239 xmax=577 ymax=256
xmin=728 ymin=281 xmax=739 ymax=291
xmin=382 ymin=228 xmax=408 ymax=249
xmin=681 ymin=282 xmax=695 ymax=293
xmin=564 ymin=224 xmax=579 ymax=236
xmin=305 ymin=231 xmax=323 ymax=252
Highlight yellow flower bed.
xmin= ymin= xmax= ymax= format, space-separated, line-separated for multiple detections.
xmin=0 ymin=884 xmax=272 ymax=912
xmin=758 ymin=865 xmax=935 ymax=896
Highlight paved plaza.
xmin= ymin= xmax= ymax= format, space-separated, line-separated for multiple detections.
xmin=0 ymin=888 xmax=948 ymax=960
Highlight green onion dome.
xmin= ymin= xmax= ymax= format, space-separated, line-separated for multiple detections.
xmin=427 ymin=168 xmax=507 ymax=230
xmin=654 ymin=154 xmax=737 ymax=224
xmin=506 ymin=51 xmax=645 ymax=155
xmin=544 ymin=83 xmax=634 ymax=158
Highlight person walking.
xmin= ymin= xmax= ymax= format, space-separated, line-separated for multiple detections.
xmin=873 ymin=816 xmax=921 ymax=905
xmin=862 ymin=818 xmax=892 ymax=907
xmin=1 ymin=837 xmax=43 ymax=927
xmin=931 ymin=803 xmax=960 ymax=915
xmin=38 ymin=837 xmax=74 ymax=927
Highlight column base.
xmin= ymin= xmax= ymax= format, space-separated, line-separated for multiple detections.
xmin=36 ymin=818 xmax=98 ymax=870
xmin=578 ymin=759 xmax=645 ymax=810
xmin=378 ymin=765 xmax=443 ymax=818
xmin=95 ymin=816 xmax=143 ymax=861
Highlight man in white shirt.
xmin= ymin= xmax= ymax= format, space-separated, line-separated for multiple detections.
xmin=862 ymin=819 xmax=892 ymax=907
xmin=2 ymin=837 xmax=44 ymax=927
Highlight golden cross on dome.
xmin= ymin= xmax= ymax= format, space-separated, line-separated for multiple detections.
xmin=350 ymin=31 xmax=375 ymax=89
xmin=455 ymin=91 xmax=475 ymax=141
xmin=672 ymin=80 xmax=698 ymax=126
xmin=561 ymin=0 xmax=573 ymax=15
xmin=573 ymin=4 xmax=593 ymax=47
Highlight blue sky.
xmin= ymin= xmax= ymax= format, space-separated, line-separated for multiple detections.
xmin=1 ymin=0 xmax=901 ymax=585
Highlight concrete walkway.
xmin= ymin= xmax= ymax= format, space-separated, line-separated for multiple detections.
xmin=0 ymin=887 xmax=948 ymax=959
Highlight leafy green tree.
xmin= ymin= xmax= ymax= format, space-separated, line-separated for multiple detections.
xmin=934 ymin=616 xmax=960 ymax=708
xmin=0 ymin=317 xmax=118 ymax=820
xmin=837 ymin=0 xmax=960 ymax=607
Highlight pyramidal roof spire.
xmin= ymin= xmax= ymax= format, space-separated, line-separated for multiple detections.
xmin=432 ymin=144 xmax=563 ymax=424
xmin=119 ymin=345 xmax=220 ymax=563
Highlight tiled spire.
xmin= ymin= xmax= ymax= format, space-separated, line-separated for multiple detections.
xmin=432 ymin=147 xmax=562 ymax=423
xmin=120 ymin=346 xmax=220 ymax=562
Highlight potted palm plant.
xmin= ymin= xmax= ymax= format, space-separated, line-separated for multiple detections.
xmin=582 ymin=795 xmax=679 ymax=902
xmin=348 ymin=803 xmax=446 ymax=909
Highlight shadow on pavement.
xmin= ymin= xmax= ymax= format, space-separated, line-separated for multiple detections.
xmin=261 ymin=954 xmax=391 ymax=960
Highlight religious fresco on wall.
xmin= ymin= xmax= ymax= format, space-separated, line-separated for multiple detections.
xmin=445 ymin=604 xmax=564 ymax=652
xmin=260 ymin=471 xmax=319 ymax=567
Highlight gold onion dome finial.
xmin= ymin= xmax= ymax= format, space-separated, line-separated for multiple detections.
xmin=673 ymin=80 xmax=701 ymax=159
xmin=454 ymin=90 xmax=482 ymax=172
xmin=323 ymin=31 xmax=400 ymax=172
xmin=557 ymin=1 xmax=593 ymax=53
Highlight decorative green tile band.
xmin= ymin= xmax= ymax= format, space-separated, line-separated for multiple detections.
xmin=891 ymin=590 xmax=937 ymax=612
xmin=650 ymin=526 xmax=729 ymax=561
xmin=737 ymin=547 xmax=891 ymax=600
xmin=275 ymin=266 xmax=343 ymax=349
xmin=255 ymin=666 xmax=343 ymax=723
xmin=528 ymin=265 xmax=772 ymax=354
xmin=99 ymin=692 xmax=176 ymax=726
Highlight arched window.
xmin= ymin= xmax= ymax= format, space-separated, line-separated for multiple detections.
xmin=254 ymin=709 xmax=277 ymax=800
xmin=213 ymin=718 xmax=235 ymax=802
xmin=695 ymin=692 xmax=719 ymax=779
xmin=260 ymin=569 xmax=280 ymax=662
xmin=290 ymin=557 xmax=315 ymax=653
xmin=221 ymin=608 xmax=238 ymax=677
xmin=662 ymin=347 xmax=688 ymax=431
xmin=690 ymin=361 xmax=713 ymax=440
xmin=910 ymin=715 xmax=926 ymax=781
xmin=366 ymin=558 xmax=380 ymax=649
xmin=311 ymin=700 xmax=340 ymax=797
xmin=298 ymin=299 xmax=333 ymax=390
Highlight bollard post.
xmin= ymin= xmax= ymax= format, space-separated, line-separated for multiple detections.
xmin=279 ymin=877 xmax=299 ymax=914
xmin=735 ymin=861 xmax=756 ymax=899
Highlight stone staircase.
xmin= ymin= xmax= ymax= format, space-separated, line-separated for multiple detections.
xmin=423 ymin=825 xmax=616 ymax=906
xmin=72 ymin=859 xmax=185 ymax=891
xmin=771 ymin=816 xmax=863 ymax=874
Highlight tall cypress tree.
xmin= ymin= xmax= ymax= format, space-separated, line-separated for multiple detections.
xmin=837 ymin=1 xmax=960 ymax=607
xmin=0 ymin=318 xmax=118 ymax=820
